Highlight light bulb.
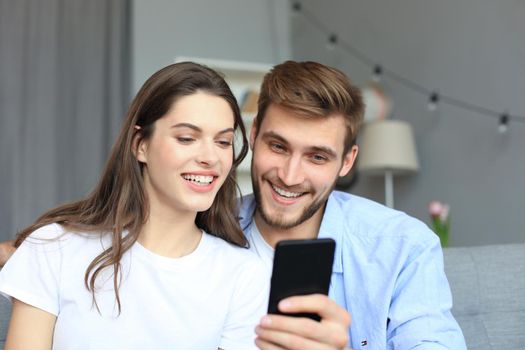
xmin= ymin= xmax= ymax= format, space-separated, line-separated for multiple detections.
xmin=428 ymin=92 xmax=439 ymax=111
xmin=498 ymin=113 xmax=509 ymax=133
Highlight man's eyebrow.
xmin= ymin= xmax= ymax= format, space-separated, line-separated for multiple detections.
xmin=261 ymin=131 xmax=289 ymax=145
xmin=309 ymin=146 xmax=337 ymax=159
xmin=262 ymin=131 xmax=337 ymax=158
xmin=171 ymin=123 xmax=234 ymax=134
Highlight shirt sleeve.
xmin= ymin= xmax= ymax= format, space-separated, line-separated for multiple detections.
xmin=219 ymin=257 xmax=270 ymax=350
xmin=0 ymin=224 xmax=64 ymax=316
xmin=387 ymin=232 xmax=467 ymax=349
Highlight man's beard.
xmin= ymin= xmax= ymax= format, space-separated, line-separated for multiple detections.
xmin=251 ymin=173 xmax=335 ymax=230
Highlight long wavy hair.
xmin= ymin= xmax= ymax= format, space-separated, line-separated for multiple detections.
xmin=14 ymin=62 xmax=249 ymax=312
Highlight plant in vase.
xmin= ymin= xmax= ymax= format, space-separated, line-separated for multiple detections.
xmin=428 ymin=201 xmax=450 ymax=247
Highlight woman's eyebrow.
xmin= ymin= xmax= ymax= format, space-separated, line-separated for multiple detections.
xmin=171 ymin=123 xmax=201 ymax=131
xmin=217 ymin=128 xmax=235 ymax=135
xmin=171 ymin=123 xmax=234 ymax=135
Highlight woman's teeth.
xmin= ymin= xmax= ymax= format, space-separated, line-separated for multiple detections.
xmin=183 ymin=174 xmax=214 ymax=185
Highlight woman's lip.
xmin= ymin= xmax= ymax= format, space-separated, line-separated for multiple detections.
xmin=183 ymin=176 xmax=217 ymax=193
xmin=181 ymin=171 xmax=218 ymax=177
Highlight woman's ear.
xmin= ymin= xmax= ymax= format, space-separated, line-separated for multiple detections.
xmin=132 ymin=126 xmax=148 ymax=163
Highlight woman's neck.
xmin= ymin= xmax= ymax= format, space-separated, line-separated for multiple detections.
xmin=138 ymin=204 xmax=202 ymax=258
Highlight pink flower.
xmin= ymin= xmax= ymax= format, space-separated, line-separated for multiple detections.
xmin=428 ymin=200 xmax=451 ymax=247
xmin=428 ymin=201 xmax=443 ymax=218
xmin=440 ymin=204 xmax=450 ymax=222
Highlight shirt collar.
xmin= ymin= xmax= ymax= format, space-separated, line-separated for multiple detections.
xmin=240 ymin=192 xmax=345 ymax=273
xmin=317 ymin=192 xmax=344 ymax=273
xmin=239 ymin=194 xmax=257 ymax=232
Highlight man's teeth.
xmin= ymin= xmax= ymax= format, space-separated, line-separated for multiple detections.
xmin=183 ymin=174 xmax=214 ymax=184
xmin=272 ymin=185 xmax=302 ymax=198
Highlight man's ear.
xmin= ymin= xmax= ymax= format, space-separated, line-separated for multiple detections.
xmin=132 ymin=128 xmax=148 ymax=163
xmin=339 ymin=145 xmax=358 ymax=177
xmin=249 ymin=118 xmax=258 ymax=150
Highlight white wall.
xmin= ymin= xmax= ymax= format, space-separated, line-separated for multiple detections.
xmin=292 ymin=0 xmax=525 ymax=246
xmin=132 ymin=0 xmax=291 ymax=93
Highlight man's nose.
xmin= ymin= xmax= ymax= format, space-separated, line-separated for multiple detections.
xmin=277 ymin=155 xmax=305 ymax=186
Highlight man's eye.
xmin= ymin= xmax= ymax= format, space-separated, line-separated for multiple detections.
xmin=311 ymin=154 xmax=328 ymax=163
xmin=270 ymin=143 xmax=285 ymax=153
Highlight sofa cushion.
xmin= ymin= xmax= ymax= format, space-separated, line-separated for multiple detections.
xmin=0 ymin=294 xmax=10 ymax=347
xmin=444 ymin=244 xmax=525 ymax=350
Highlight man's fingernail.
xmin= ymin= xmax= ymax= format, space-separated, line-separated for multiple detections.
xmin=279 ymin=300 xmax=292 ymax=310
xmin=261 ymin=316 xmax=272 ymax=325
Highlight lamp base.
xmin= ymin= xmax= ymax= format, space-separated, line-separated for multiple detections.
xmin=385 ymin=170 xmax=394 ymax=208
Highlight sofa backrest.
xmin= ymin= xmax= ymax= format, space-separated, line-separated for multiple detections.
xmin=444 ymin=243 xmax=525 ymax=350
xmin=0 ymin=295 xmax=10 ymax=348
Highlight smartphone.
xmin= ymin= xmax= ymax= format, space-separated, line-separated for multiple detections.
xmin=267 ymin=238 xmax=335 ymax=321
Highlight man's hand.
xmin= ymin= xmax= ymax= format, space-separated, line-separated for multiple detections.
xmin=255 ymin=294 xmax=352 ymax=350
xmin=0 ymin=240 xmax=16 ymax=267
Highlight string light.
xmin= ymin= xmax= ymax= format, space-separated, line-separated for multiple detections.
xmin=372 ymin=65 xmax=383 ymax=83
xmin=293 ymin=1 xmax=525 ymax=132
xmin=499 ymin=113 xmax=509 ymax=133
xmin=292 ymin=1 xmax=301 ymax=12
xmin=428 ymin=92 xmax=440 ymax=111
xmin=327 ymin=34 xmax=338 ymax=50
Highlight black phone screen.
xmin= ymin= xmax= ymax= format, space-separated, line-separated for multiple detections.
xmin=267 ymin=238 xmax=335 ymax=321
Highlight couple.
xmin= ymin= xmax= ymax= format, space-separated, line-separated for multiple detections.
xmin=0 ymin=60 xmax=466 ymax=349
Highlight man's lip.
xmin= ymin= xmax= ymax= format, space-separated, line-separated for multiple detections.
xmin=268 ymin=180 xmax=305 ymax=195
xmin=266 ymin=180 xmax=307 ymax=203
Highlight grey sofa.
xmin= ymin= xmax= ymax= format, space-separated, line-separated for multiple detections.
xmin=443 ymin=243 xmax=525 ymax=349
xmin=0 ymin=243 xmax=524 ymax=349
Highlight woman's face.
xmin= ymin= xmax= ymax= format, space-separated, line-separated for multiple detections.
xmin=136 ymin=92 xmax=235 ymax=216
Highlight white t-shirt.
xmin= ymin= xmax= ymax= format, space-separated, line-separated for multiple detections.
xmin=0 ymin=223 xmax=269 ymax=350
xmin=246 ymin=221 xmax=274 ymax=274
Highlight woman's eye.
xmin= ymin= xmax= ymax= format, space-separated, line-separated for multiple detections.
xmin=176 ymin=137 xmax=194 ymax=144
xmin=217 ymin=140 xmax=233 ymax=147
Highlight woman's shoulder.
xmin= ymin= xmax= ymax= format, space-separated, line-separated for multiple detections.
xmin=202 ymin=232 xmax=270 ymax=284
xmin=202 ymin=232 xmax=261 ymax=263
xmin=26 ymin=223 xmax=66 ymax=240
xmin=23 ymin=223 xmax=108 ymax=251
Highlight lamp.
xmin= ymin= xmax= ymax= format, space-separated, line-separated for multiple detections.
xmin=357 ymin=120 xmax=419 ymax=208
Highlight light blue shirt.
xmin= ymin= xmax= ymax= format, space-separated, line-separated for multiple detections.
xmin=239 ymin=191 xmax=466 ymax=350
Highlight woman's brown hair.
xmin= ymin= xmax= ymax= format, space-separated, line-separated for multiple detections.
xmin=14 ymin=62 xmax=249 ymax=312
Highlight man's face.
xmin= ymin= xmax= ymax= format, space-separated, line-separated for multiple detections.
xmin=250 ymin=104 xmax=357 ymax=230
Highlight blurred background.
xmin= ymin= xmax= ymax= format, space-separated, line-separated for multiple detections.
xmin=1 ymin=0 xmax=524 ymax=246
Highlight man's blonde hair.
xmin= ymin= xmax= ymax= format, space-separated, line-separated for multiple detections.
xmin=255 ymin=61 xmax=364 ymax=154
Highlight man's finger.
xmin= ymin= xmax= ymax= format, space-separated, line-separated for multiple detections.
xmin=257 ymin=314 xmax=349 ymax=348
xmin=255 ymin=336 xmax=286 ymax=350
xmin=255 ymin=325 xmax=335 ymax=350
xmin=278 ymin=294 xmax=351 ymax=326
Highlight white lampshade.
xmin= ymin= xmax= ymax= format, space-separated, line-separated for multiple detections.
xmin=358 ymin=120 xmax=419 ymax=175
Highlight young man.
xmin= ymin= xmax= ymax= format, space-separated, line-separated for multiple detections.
xmin=243 ymin=61 xmax=466 ymax=349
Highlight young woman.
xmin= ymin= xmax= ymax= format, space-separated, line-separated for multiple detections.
xmin=0 ymin=62 xmax=269 ymax=349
